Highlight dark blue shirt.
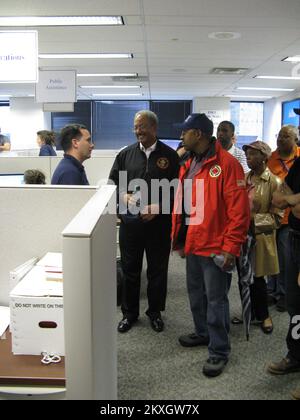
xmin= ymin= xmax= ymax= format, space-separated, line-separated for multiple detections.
xmin=51 ymin=154 xmax=89 ymax=185
xmin=39 ymin=144 xmax=57 ymax=156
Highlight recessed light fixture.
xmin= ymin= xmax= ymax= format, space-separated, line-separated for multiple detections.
xmin=254 ymin=75 xmax=300 ymax=80
xmin=0 ymin=16 xmax=124 ymax=26
xmin=39 ymin=53 xmax=133 ymax=59
xmin=0 ymin=94 xmax=11 ymax=97
xmin=282 ymin=56 xmax=300 ymax=63
xmin=228 ymin=95 xmax=272 ymax=99
xmin=80 ymin=85 xmax=141 ymax=89
xmin=78 ymin=73 xmax=138 ymax=77
xmin=209 ymin=32 xmax=241 ymax=40
xmin=92 ymin=93 xmax=143 ymax=97
xmin=237 ymin=87 xmax=294 ymax=92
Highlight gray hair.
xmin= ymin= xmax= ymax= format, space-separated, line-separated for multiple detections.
xmin=134 ymin=110 xmax=158 ymax=127
xmin=282 ymin=125 xmax=299 ymax=140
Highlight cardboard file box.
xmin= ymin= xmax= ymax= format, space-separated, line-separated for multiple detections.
xmin=10 ymin=265 xmax=64 ymax=356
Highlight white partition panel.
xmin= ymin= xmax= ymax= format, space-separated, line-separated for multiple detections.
xmin=63 ymin=185 xmax=117 ymax=400
xmin=0 ymin=157 xmax=52 ymax=183
xmin=0 ymin=185 xmax=97 ymax=305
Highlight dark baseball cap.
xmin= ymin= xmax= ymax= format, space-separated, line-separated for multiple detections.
xmin=175 ymin=113 xmax=214 ymax=136
xmin=294 ymin=108 xmax=300 ymax=116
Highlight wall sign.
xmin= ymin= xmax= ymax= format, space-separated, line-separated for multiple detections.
xmin=0 ymin=31 xmax=38 ymax=83
xmin=36 ymin=70 xmax=77 ymax=103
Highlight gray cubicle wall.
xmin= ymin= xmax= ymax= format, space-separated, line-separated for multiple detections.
xmin=0 ymin=157 xmax=52 ymax=183
xmin=0 ymin=185 xmax=97 ymax=305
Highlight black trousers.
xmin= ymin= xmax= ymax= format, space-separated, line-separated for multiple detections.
xmin=286 ymin=231 xmax=300 ymax=361
xmin=119 ymin=216 xmax=171 ymax=320
xmin=250 ymin=276 xmax=269 ymax=322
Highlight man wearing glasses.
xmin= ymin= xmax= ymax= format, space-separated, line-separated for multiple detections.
xmin=109 ymin=110 xmax=179 ymax=333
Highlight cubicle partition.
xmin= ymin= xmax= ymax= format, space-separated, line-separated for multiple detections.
xmin=0 ymin=154 xmax=117 ymax=186
xmin=63 ymin=185 xmax=117 ymax=400
xmin=0 ymin=185 xmax=97 ymax=306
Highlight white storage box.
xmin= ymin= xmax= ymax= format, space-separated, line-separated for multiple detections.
xmin=10 ymin=265 xmax=64 ymax=356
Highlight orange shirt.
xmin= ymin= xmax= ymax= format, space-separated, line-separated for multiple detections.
xmin=268 ymin=146 xmax=300 ymax=225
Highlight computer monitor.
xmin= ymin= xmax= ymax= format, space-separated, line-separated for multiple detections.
xmin=282 ymin=98 xmax=300 ymax=126
xmin=0 ymin=174 xmax=24 ymax=186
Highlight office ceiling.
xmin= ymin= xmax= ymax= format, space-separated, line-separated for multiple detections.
xmin=1 ymin=0 xmax=300 ymax=102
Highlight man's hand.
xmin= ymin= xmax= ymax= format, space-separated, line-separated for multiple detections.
xmin=221 ymin=252 xmax=235 ymax=272
xmin=177 ymin=248 xmax=185 ymax=258
xmin=140 ymin=204 xmax=160 ymax=222
xmin=272 ymin=191 xmax=289 ymax=209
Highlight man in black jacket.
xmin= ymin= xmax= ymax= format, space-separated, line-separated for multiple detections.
xmin=109 ymin=110 xmax=179 ymax=333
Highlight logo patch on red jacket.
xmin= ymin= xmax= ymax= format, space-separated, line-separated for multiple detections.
xmin=209 ymin=165 xmax=222 ymax=178
xmin=157 ymin=157 xmax=169 ymax=169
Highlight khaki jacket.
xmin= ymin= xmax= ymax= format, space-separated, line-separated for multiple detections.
xmin=246 ymin=168 xmax=284 ymax=277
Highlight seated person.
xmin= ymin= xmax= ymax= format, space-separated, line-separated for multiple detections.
xmin=23 ymin=169 xmax=46 ymax=185
xmin=0 ymin=128 xmax=11 ymax=152
xmin=37 ymin=130 xmax=57 ymax=156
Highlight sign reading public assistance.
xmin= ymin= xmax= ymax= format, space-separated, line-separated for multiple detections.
xmin=0 ymin=31 xmax=38 ymax=83
xmin=35 ymin=70 xmax=77 ymax=103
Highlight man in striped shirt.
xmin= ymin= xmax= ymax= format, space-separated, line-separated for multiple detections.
xmin=217 ymin=121 xmax=249 ymax=174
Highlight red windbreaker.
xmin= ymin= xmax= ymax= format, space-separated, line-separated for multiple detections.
xmin=172 ymin=141 xmax=250 ymax=257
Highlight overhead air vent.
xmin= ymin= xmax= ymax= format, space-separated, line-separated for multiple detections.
xmin=210 ymin=68 xmax=249 ymax=75
xmin=111 ymin=75 xmax=149 ymax=82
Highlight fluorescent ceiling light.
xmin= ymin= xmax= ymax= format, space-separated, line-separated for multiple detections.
xmin=92 ymin=93 xmax=143 ymax=97
xmin=80 ymin=85 xmax=141 ymax=89
xmin=0 ymin=16 xmax=123 ymax=26
xmin=254 ymin=75 xmax=300 ymax=80
xmin=283 ymin=56 xmax=300 ymax=63
xmin=237 ymin=87 xmax=294 ymax=92
xmin=0 ymin=94 xmax=11 ymax=97
xmin=228 ymin=95 xmax=272 ymax=99
xmin=78 ymin=73 xmax=138 ymax=77
xmin=39 ymin=53 xmax=133 ymax=59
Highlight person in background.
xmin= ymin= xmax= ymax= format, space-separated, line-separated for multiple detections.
xmin=217 ymin=121 xmax=249 ymax=174
xmin=267 ymin=125 xmax=300 ymax=311
xmin=24 ymin=169 xmax=46 ymax=185
xmin=37 ymin=130 xmax=57 ymax=156
xmin=109 ymin=110 xmax=179 ymax=334
xmin=242 ymin=141 xmax=283 ymax=334
xmin=0 ymin=127 xmax=11 ymax=152
xmin=172 ymin=113 xmax=250 ymax=378
xmin=267 ymin=157 xmax=300 ymax=399
xmin=51 ymin=124 xmax=93 ymax=185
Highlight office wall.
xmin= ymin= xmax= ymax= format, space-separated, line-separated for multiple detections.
xmin=0 ymin=185 xmax=97 ymax=305
xmin=9 ymin=98 xmax=51 ymax=150
xmin=0 ymin=156 xmax=52 ymax=183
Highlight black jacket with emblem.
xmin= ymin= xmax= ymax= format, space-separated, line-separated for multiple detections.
xmin=109 ymin=140 xmax=180 ymax=218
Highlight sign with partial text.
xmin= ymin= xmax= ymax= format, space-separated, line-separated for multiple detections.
xmin=35 ymin=70 xmax=77 ymax=103
xmin=0 ymin=31 xmax=38 ymax=83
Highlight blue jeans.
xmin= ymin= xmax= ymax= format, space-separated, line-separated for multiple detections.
xmin=267 ymin=225 xmax=289 ymax=299
xmin=186 ymin=254 xmax=232 ymax=360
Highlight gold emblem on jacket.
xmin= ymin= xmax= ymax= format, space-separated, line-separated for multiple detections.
xmin=157 ymin=158 xmax=169 ymax=169
xmin=209 ymin=165 xmax=222 ymax=178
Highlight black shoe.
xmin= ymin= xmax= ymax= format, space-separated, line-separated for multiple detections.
xmin=203 ymin=357 xmax=228 ymax=378
xmin=179 ymin=333 xmax=209 ymax=347
xmin=145 ymin=311 xmax=164 ymax=332
xmin=231 ymin=317 xmax=243 ymax=325
xmin=117 ymin=317 xmax=137 ymax=333
xmin=149 ymin=316 xmax=164 ymax=332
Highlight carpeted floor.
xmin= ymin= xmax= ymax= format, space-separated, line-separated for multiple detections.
xmin=117 ymin=253 xmax=300 ymax=400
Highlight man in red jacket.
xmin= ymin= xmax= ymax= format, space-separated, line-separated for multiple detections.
xmin=172 ymin=113 xmax=250 ymax=377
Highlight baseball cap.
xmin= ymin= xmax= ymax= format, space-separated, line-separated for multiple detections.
xmin=294 ymin=108 xmax=300 ymax=116
xmin=242 ymin=141 xmax=272 ymax=158
xmin=174 ymin=113 xmax=214 ymax=136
